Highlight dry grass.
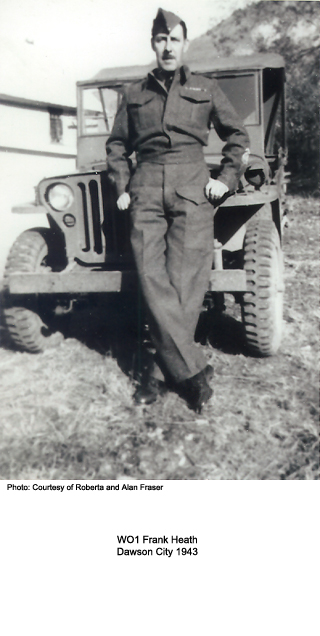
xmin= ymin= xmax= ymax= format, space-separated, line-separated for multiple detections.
xmin=0 ymin=195 xmax=319 ymax=480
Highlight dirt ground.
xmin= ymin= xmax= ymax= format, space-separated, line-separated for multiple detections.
xmin=0 ymin=195 xmax=318 ymax=480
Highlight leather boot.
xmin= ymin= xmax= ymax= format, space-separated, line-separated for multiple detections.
xmin=134 ymin=376 xmax=168 ymax=405
xmin=177 ymin=368 xmax=213 ymax=413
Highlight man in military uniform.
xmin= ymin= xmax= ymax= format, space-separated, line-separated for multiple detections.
xmin=107 ymin=8 xmax=249 ymax=412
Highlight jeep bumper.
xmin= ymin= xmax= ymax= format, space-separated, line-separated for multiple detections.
xmin=8 ymin=269 xmax=247 ymax=294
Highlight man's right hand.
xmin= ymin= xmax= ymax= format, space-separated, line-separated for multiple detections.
xmin=117 ymin=193 xmax=131 ymax=210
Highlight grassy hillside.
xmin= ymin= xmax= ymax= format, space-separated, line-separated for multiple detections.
xmin=187 ymin=0 xmax=320 ymax=194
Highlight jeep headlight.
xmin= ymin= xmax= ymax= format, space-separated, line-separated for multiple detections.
xmin=46 ymin=183 xmax=74 ymax=211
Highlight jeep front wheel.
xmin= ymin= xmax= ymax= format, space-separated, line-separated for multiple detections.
xmin=242 ymin=220 xmax=284 ymax=356
xmin=3 ymin=229 xmax=61 ymax=353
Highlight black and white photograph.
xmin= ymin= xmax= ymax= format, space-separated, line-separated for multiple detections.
xmin=0 ymin=0 xmax=318 ymax=481
xmin=0 ymin=2 xmax=319 ymax=635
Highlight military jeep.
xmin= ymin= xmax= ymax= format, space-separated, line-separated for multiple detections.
xmin=3 ymin=54 xmax=288 ymax=356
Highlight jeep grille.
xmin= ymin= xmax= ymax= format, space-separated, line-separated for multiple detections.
xmin=49 ymin=172 xmax=133 ymax=267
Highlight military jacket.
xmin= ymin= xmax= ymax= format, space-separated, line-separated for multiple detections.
xmin=106 ymin=65 xmax=250 ymax=197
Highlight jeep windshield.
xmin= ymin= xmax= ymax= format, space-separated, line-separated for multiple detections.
xmin=77 ymin=55 xmax=284 ymax=171
xmin=81 ymin=86 xmax=122 ymax=135
xmin=80 ymin=74 xmax=259 ymax=136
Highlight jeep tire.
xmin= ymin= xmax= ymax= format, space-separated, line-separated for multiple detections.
xmin=3 ymin=229 xmax=60 ymax=353
xmin=242 ymin=219 xmax=284 ymax=356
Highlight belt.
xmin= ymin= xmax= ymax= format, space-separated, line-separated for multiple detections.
xmin=136 ymin=146 xmax=205 ymax=165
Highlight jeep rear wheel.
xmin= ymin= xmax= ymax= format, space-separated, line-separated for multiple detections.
xmin=3 ymin=229 xmax=61 ymax=353
xmin=242 ymin=220 xmax=284 ymax=356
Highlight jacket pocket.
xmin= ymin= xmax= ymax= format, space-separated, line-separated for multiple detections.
xmin=179 ymin=87 xmax=211 ymax=126
xmin=127 ymin=92 xmax=158 ymax=130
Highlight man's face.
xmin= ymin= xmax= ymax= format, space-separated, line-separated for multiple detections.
xmin=151 ymin=23 xmax=189 ymax=72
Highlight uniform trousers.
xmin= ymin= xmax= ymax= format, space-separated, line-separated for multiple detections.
xmin=129 ymin=160 xmax=214 ymax=383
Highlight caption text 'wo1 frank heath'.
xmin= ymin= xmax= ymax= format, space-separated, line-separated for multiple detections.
xmin=117 ymin=535 xmax=198 ymax=557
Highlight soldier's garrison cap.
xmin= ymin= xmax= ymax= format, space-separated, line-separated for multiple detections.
xmin=152 ymin=8 xmax=187 ymax=38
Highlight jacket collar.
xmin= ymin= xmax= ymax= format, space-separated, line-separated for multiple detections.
xmin=148 ymin=65 xmax=190 ymax=88
xmin=180 ymin=65 xmax=191 ymax=83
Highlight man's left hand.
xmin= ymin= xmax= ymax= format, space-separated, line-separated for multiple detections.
xmin=205 ymin=178 xmax=229 ymax=203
